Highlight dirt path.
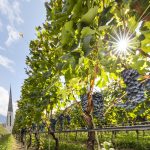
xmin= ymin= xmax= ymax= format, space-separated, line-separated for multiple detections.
xmin=11 ymin=136 xmax=25 ymax=150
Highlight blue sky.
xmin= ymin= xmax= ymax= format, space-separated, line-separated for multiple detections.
xmin=0 ymin=0 xmax=46 ymax=116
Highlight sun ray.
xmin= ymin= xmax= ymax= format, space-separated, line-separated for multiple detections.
xmin=108 ymin=27 xmax=139 ymax=57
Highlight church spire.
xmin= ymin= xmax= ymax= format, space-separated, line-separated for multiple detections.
xmin=6 ymin=85 xmax=14 ymax=133
xmin=8 ymin=85 xmax=13 ymax=112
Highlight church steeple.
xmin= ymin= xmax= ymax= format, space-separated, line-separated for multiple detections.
xmin=8 ymin=86 xmax=13 ymax=112
xmin=6 ymin=85 xmax=14 ymax=133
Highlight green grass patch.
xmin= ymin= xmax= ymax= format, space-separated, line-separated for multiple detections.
xmin=26 ymin=131 xmax=150 ymax=150
xmin=0 ymin=125 xmax=8 ymax=135
xmin=43 ymin=139 xmax=86 ymax=150
xmin=0 ymin=125 xmax=11 ymax=150
xmin=0 ymin=134 xmax=13 ymax=150
xmin=97 ymin=131 xmax=150 ymax=150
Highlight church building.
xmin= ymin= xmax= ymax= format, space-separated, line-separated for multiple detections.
xmin=6 ymin=86 xmax=14 ymax=133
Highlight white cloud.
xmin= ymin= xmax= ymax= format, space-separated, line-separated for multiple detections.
xmin=0 ymin=0 xmax=24 ymax=46
xmin=0 ymin=86 xmax=9 ymax=116
xmin=5 ymin=25 xmax=20 ymax=47
xmin=0 ymin=55 xmax=14 ymax=72
xmin=0 ymin=0 xmax=23 ymax=25
xmin=0 ymin=87 xmax=17 ymax=117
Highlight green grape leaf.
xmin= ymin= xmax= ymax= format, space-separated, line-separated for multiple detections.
xmin=98 ymin=25 xmax=110 ymax=31
xmin=81 ymin=27 xmax=95 ymax=38
xmin=72 ymin=0 xmax=82 ymax=18
xmin=61 ymin=21 xmax=74 ymax=46
xmin=81 ymin=6 xmax=98 ymax=25
xmin=141 ymin=32 xmax=150 ymax=53
xmin=82 ymin=35 xmax=93 ymax=56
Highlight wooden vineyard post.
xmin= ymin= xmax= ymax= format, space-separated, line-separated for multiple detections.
xmin=136 ymin=130 xmax=139 ymax=141
xmin=75 ymin=131 xmax=78 ymax=141
xmin=143 ymin=130 xmax=145 ymax=137
xmin=27 ymin=129 xmax=32 ymax=149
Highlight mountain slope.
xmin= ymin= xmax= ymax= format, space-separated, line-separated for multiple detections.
xmin=0 ymin=114 xmax=6 ymax=124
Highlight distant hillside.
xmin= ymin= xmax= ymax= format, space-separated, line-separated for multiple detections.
xmin=0 ymin=124 xmax=8 ymax=135
xmin=0 ymin=114 xmax=6 ymax=124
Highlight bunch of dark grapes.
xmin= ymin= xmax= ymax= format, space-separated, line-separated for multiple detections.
xmin=92 ymin=92 xmax=104 ymax=119
xmin=58 ymin=114 xmax=64 ymax=131
xmin=144 ymin=79 xmax=150 ymax=91
xmin=32 ymin=123 xmax=36 ymax=132
xmin=144 ymin=79 xmax=150 ymax=97
xmin=21 ymin=128 xmax=26 ymax=136
xmin=65 ymin=115 xmax=71 ymax=125
xmin=121 ymin=69 xmax=145 ymax=109
xmin=81 ymin=92 xmax=104 ymax=119
xmin=81 ymin=94 xmax=88 ymax=112
xmin=39 ymin=122 xmax=45 ymax=132
xmin=50 ymin=119 xmax=57 ymax=131
xmin=121 ymin=69 xmax=139 ymax=83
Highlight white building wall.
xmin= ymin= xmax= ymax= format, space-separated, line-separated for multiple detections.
xmin=6 ymin=111 xmax=14 ymax=133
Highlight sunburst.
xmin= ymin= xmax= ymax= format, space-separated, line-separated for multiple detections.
xmin=109 ymin=28 xmax=139 ymax=57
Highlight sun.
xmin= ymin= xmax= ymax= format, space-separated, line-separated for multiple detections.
xmin=109 ymin=28 xmax=138 ymax=56
xmin=118 ymin=39 xmax=128 ymax=52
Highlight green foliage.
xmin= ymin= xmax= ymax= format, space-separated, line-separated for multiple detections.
xmin=44 ymin=139 xmax=86 ymax=150
xmin=0 ymin=125 xmax=8 ymax=135
xmin=81 ymin=6 xmax=99 ymax=25
xmin=0 ymin=135 xmax=13 ymax=150
xmin=13 ymin=0 xmax=150 ymax=148
xmin=61 ymin=21 xmax=74 ymax=46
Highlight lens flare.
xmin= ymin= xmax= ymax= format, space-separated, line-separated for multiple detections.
xmin=118 ymin=39 xmax=128 ymax=52
xmin=109 ymin=28 xmax=138 ymax=56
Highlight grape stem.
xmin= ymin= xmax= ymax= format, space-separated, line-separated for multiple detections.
xmin=138 ymin=49 xmax=150 ymax=58
xmin=104 ymin=92 xmax=127 ymax=116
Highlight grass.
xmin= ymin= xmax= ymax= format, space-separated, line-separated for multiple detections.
xmin=113 ymin=131 xmax=150 ymax=150
xmin=0 ymin=131 xmax=149 ymax=150
xmin=0 ymin=125 xmax=8 ymax=135
xmin=27 ymin=133 xmax=87 ymax=150
xmin=43 ymin=140 xmax=86 ymax=150
xmin=0 ymin=134 xmax=13 ymax=150
xmin=97 ymin=131 xmax=150 ymax=150
xmin=52 ymin=131 xmax=150 ymax=150
xmin=24 ymin=131 xmax=150 ymax=150
xmin=0 ymin=125 xmax=12 ymax=150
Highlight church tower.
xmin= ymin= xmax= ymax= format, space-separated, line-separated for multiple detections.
xmin=6 ymin=86 xmax=14 ymax=133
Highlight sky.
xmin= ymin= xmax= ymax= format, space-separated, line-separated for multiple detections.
xmin=0 ymin=0 xmax=46 ymax=116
